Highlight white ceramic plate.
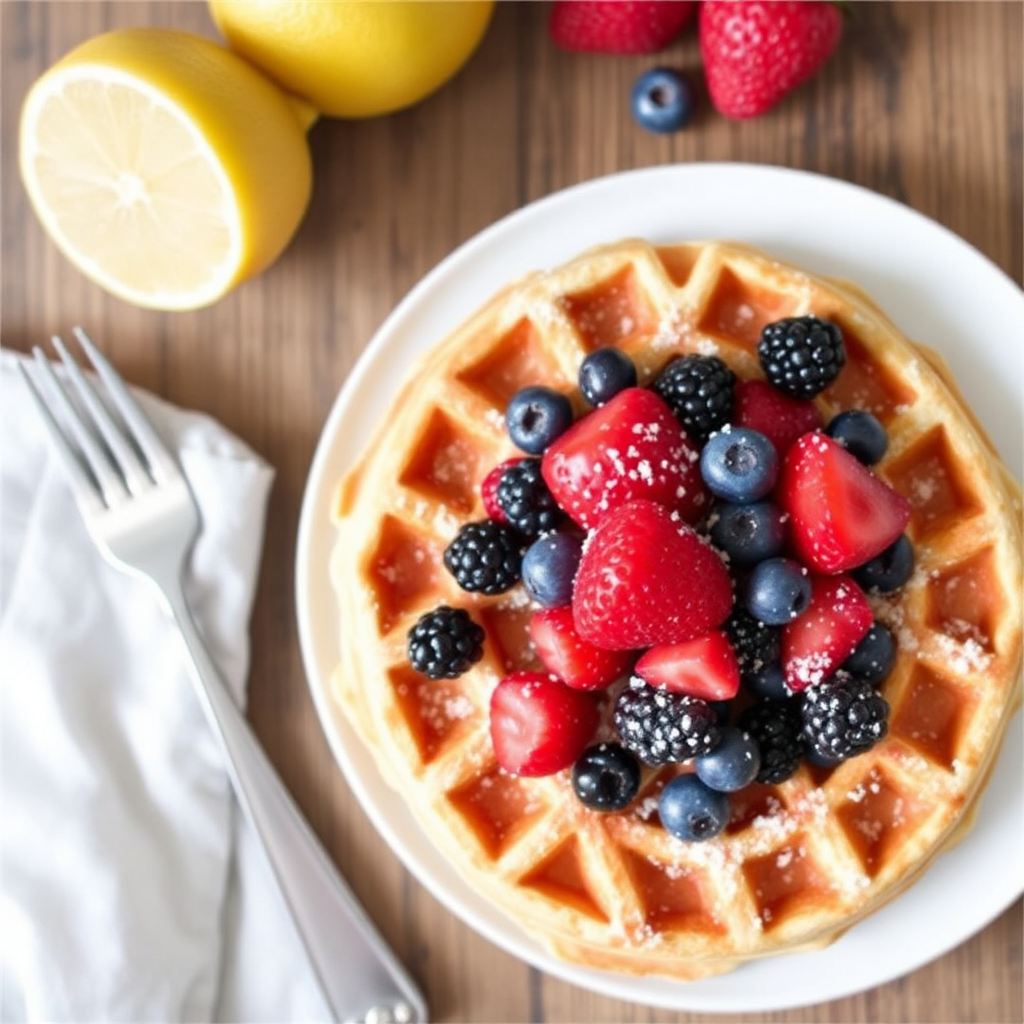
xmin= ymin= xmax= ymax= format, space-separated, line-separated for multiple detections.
xmin=296 ymin=164 xmax=1024 ymax=1014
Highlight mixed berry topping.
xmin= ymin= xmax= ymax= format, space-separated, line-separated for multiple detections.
xmin=614 ymin=677 xmax=721 ymax=765
xmin=495 ymin=457 xmax=563 ymax=537
xmin=409 ymin=314 xmax=917 ymax=843
xmin=801 ymin=674 xmax=890 ymax=761
xmin=659 ymin=773 xmax=731 ymax=842
xmin=579 ymin=346 xmax=638 ymax=406
xmin=651 ymin=353 xmax=736 ymax=442
xmin=738 ymin=699 xmax=805 ymax=784
xmin=521 ymin=530 xmax=583 ymax=608
xmin=572 ymin=742 xmax=642 ymax=811
xmin=825 ymin=409 xmax=889 ymax=466
xmin=700 ymin=425 xmax=779 ymax=503
xmin=407 ymin=606 xmax=485 ymax=680
xmin=443 ymin=519 xmax=524 ymax=595
xmin=505 ymin=385 xmax=573 ymax=454
xmin=710 ymin=499 xmax=786 ymax=565
xmin=758 ymin=315 xmax=846 ymax=399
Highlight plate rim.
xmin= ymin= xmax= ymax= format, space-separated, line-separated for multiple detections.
xmin=295 ymin=162 xmax=1024 ymax=1014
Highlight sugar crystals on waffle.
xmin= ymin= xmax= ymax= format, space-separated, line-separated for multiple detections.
xmin=330 ymin=240 xmax=1022 ymax=980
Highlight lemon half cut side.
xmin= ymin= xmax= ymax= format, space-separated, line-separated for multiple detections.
xmin=19 ymin=29 xmax=313 ymax=312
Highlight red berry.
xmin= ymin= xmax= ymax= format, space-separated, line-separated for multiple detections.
xmin=782 ymin=574 xmax=873 ymax=692
xmin=529 ymin=605 xmax=632 ymax=691
xmin=550 ymin=0 xmax=696 ymax=55
xmin=573 ymin=499 xmax=733 ymax=650
xmin=779 ymin=432 xmax=911 ymax=574
xmin=699 ymin=0 xmax=844 ymax=119
xmin=733 ymin=379 xmax=823 ymax=457
xmin=634 ymin=631 xmax=741 ymax=701
xmin=541 ymin=387 xmax=707 ymax=531
xmin=489 ymin=671 xmax=600 ymax=777
xmin=481 ymin=458 xmax=524 ymax=523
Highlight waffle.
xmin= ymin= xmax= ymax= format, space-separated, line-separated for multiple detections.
xmin=328 ymin=239 xmax=1023 ymax=979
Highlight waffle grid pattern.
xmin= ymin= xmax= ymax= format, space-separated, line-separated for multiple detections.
xmin=330 ymin=240 xmax=1022 ymax=979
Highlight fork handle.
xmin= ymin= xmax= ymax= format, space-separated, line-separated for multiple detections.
xmin=160 ymin=582 xmax=427 ymax=1024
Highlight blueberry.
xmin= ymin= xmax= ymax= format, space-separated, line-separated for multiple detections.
xmin=825 ymin=410 xmax=889 ymax=465
xmin=745 ymin=662 xmax=790 ymax=701
xmin=579 ymin=348 xmax=637 ymax=407
xmin=506 ymin=386 xmax=573 ymax=454
xmin=631 ymin=67 xmax=694 ymax=134
xmin=521 ymin=531 xmax=583 ymax=607
xmin=695 ymin=727 xmax=761 ymax=793
xmin=572 ymin=743 xmax=641 ymax=811
xmin=746 ymin=557 xmax=812 ymax=626
xmin=842 ymin=622 xmax=897 ymax=685
xmin=700 ymin=427 xmax=779 ymax=503
xmin=709 ymin=501 xmax=786 ymax=565
xmin=852 ymin=534 xmax=915 ymax=593
xmin=659 ymin=774 xmax=731 ymax=842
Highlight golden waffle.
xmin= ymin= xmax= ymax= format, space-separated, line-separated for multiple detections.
xmin=328 ymin=240 xmax=1023 ymax=979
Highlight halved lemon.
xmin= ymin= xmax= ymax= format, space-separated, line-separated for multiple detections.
xmin=19 ymin=28 xmax=313 ymax=311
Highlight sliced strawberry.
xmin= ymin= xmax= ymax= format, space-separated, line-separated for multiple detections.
xmin=733 ymin=379 xmax=823 ymax=458
xmin=779 ymin=432 xmax=912 ymax=573
xmin=481 ymin=458 xmax=524 ymax=523
xmin=550 ymin=0 xmax=697 ymax=55
xmin=634 ymin=631 xmax=741 ymax=701
xmin=782 ymin=574 xmax=873 ymax=692
xmin=529 ymin=606 xmax=632 ymax=691
xmin=541 ymin=387 xmax=707 ymax=531
xmin=573 ymin=499 xmax=733 ymax=650
xmin=489 ymin=671 xmax=600 ymax=777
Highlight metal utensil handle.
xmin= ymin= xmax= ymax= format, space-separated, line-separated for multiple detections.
xmin=162 ymin=581 xmax=428 ymax=1024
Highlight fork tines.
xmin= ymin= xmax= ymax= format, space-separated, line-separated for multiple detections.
xmin=18 ymin=328 xmax=181 ymax=514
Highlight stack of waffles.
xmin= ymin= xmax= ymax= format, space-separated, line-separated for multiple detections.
xmin=329 ymin=239 xmax=1022 ymax=979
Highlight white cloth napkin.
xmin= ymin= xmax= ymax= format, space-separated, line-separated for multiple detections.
xmin=0 ymin=350 xmax=329 ymax=1022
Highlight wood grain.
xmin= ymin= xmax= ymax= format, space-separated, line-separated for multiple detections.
xmin=2 ymin=2 xmax=1021 ymax=1022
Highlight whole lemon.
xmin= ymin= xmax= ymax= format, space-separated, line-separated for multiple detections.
xmin=19 ymin=28 xmax=312 ymax=310
xmin=208 ymin=0 xmax=495 ymax=119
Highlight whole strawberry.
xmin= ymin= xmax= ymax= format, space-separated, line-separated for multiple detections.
xmin=550 ymin=0 xmax=697 ymax=55
xmin=700 ymin=0 xmax=844 ymax=119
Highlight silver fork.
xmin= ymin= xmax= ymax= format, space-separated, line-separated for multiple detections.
xmin=18 ymin=329 xmax=428 ymax=1024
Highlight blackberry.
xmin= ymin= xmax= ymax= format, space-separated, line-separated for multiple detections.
xmin=758 ymin=316 xmax=846 ymax=399
xmin=613 ymin=677 xmax=721 ymax=766
xmin=495 ymin=458 xmax=563 ymax=536
xmin=443 ymin=520 xmax=524 ymax=595
xmin=801 ymin=675 xmax=890 ymax=761
xmin=738 ymin=699 xmax=805 ymax=784
xmin=407 ymin=606 xmax=485 ymax=680
xmin=725 ymin=607 xmax=781 ymax=676
xmin=651 ymin=354 xmax=736 ymax=442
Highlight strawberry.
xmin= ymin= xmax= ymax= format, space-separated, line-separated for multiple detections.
xmin=699 ymin=1 xmax=844 ymax=119
xmin=733 ymin=379 xmax=823 ymax=458
xmin=489 ymin=671 xmax=600 ymax=777
xmin=573 ymin=500 xmax=733 ymax=650
xmin=550 ymin=0 xmax=697 ymax=55
xmin=782 ymin=574 xmax=872 ymax=691
xmin=481 ymin=458 xmax=524 ymax=523
xmin=634 ymin=631 xmax=741 ymax=701
xmin=541 ymin=387 xmax=706 ymax=531
xmin=530 ymin=606 xmax=632 ymax=690
xmin=779 ymin=432 xmax=911 ymax=573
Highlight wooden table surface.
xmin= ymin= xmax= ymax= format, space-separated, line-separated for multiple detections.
xmin=3 ymin=2 xmax=1021 ymax=1022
